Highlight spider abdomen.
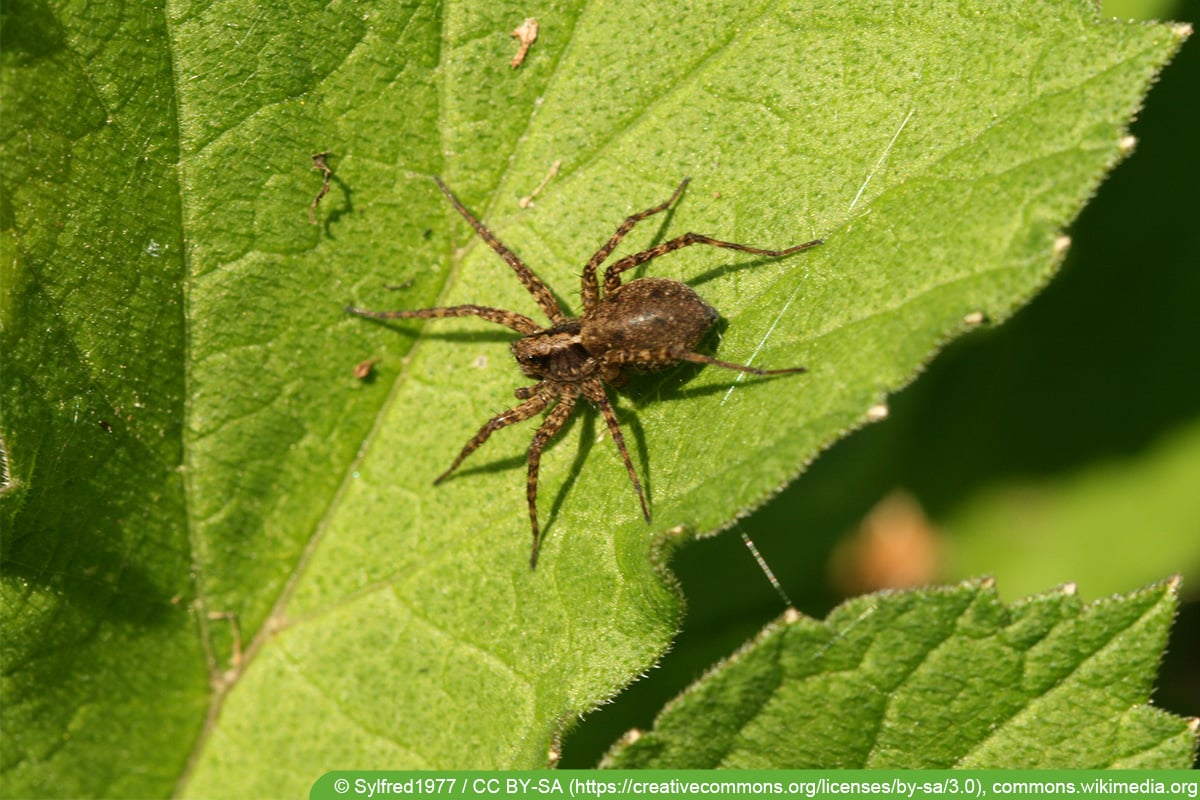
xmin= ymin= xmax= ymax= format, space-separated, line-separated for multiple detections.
xmin=581 ymin=278 xmax=719 ymax=369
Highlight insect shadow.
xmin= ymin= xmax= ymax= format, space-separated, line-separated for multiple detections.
xmin=315 ymin=168 xmax=355 ymax=238
xmin=347 ymin=177 xmax=821 ymax=567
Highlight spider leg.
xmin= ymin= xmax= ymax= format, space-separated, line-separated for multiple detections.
xmin=526 ymin=385 xmax=579 ymax=568
xmin=603 ymin=232 xmax=822 ymax=295
xmin=433 ymin=177 xmax=568 ymax=325
xmin=345 ymin=303 xmax=543 ymax=335
xmin=674 ymin=350 xmax=807 ymax=376
xmin=581 ymin=179 xmax=689 ymax=312
xmin=603 ymin=347 xmax=806 ymax=376
xmin=581 ymin=379 xmax=650 ymax=524
xmin=434 ymin=389 xmax=552 ymax=485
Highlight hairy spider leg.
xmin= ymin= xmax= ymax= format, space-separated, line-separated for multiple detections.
xmin=580 ymin=179 xmax=690 ymax=312
xmin=603 ymin=231 xmax=823 ymax=295
xmin=581 ymin=378 xmax=651 ymax=523
xmin=602 ymin=347 xmax=807 ymax=377
xmin=434 ymin=177 xmax=567 ymax=325
xmin=433 ymin=391 xmax=551 ymax=485
xmin=343 ymin=304 xmax=543 ymax=335
xmin=673 ymin=350 xmax=807 ymax=376
xmin=526 ymin=386 xmax=580 ymax=568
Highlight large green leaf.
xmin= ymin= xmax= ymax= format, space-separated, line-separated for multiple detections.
xmin=0 ymin=0 xmax=1185 ymax=796
xmin=602 ymin=580 xmax=1198 ymax=769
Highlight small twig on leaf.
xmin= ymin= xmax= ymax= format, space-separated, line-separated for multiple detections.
xmin=518 ymin=160 xmax=561 ymax=208
xmin=309 ymin=151 xmax=333 ymax=225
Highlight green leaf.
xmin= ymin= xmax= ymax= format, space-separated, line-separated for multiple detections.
xmin=0 ymin=0 xmax=1186 ymax=796
xmin=1 ymin=3 xmax=206 ymax=798
xmin=602 ymin=579 xmax=1198 ymax=769
xmin=945 ymin=416 xmax=1200 ymax=599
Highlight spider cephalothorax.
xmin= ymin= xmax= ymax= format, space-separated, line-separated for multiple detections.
xmin=347 ymin=177 xmax=821 ymax=567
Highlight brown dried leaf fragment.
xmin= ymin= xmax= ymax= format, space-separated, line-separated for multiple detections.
xmin=353 ymin=358 xmax=380 ymax=380
xmin=510 ymin=18 xmax=539 ymax=68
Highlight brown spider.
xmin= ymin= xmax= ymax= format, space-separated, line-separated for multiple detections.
xmin=347 ymin=177 xmax=822 ymax=567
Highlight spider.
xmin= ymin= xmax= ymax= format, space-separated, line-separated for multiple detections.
xmin=346 ymin=177 xmax=822 ymax=567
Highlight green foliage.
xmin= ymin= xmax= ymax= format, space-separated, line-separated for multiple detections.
xmin=563 ymin=0 xmax=1200 ymax=765
xmin=946 ymin=418 xmax=1200 ymax=598
xmin=0 ymin=0 xmax=1188 ymax=797
xmin=603 ymin=580 xmax=1197 ymax=769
